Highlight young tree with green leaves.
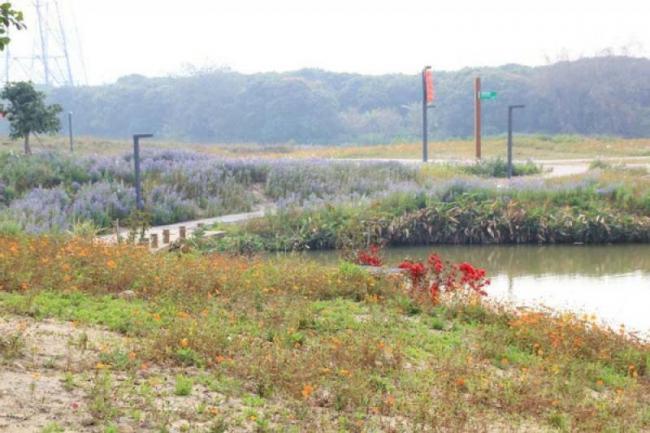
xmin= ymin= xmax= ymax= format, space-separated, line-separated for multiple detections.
xmin=1 ymin=82 xmax=62 ymax=154
xmin=0 ymin=2 xmax=25 ymax=51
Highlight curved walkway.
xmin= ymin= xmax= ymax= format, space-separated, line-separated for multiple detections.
xmin=98 ymin=208 xmax=267 ymax=249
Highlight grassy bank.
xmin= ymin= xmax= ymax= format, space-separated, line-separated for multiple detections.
xmin=3 ymin=134 xmax=650 ymax=159
xmin=207 ymin=171 xmax=650 ymax=252
xmin=0 ymin=235 xmax=648 ymax=432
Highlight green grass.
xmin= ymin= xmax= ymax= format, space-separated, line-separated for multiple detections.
xmin=0 ymin=291 xmax=163 ymax=335
xmin=41 ymin=423 xmax=65 ymax=433
xmin=174 ymin=375 xmax=193 ymax=396
xmin=3 ymin=133 xmax=650 ymax=160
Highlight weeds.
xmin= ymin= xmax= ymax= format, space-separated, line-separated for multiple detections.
xmin=0 ymin=236 xmax=648 ymax=431
xmin=0 ymin=330 xmax=25 ymax=360
xmin=463 ymin=158 xmax=543 ymax=177
xmin=41 ymin=423 xmax=65 ymax=433
xmin=88 ymin=371 xmax=118 ymax=421
xmin=174 ymin=375 xmax=193 ymax=396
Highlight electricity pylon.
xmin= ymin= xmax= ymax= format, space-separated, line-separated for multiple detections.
xmin=4 ymin=0 xmax=86 ymax=87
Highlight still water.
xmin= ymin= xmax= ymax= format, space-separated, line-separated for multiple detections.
xmin=305 ymin=245 xmax=650 ymax=335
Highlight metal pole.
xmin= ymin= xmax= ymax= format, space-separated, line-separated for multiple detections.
xmin=507 ymin=105 xmax=525 ymax=179
xmin=35 ymin=0 xmax=50 ymax=87
xmin=507 ymin=108 xmax=513 ymax=179
xmin=53 ymin=0 xmax=74 ymax=86
xmin=68 ymin=112 xmax=73 ymax=153
xmin=421 ymin=67 xmax=430 ymax=163
xmin=132 ymin=133 xmax=153 ymax=211
xmin=474 ymin=77 xmax=481 ymax=160
xmin=133 ymin=136 xmax=142 ymax=210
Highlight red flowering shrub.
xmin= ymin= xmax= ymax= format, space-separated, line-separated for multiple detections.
xmin=399 ymin=253 xmax=490 ymax=305
xmin=397 ymin=260 xmax=426 ymax=286
xmin=355 ymin=244 xmax=383 ymax=267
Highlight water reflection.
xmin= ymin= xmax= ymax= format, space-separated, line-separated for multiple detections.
xmin=490 ymin=272 xmax=650 ymax=334
xmin=307 ymin=244 xmax=650 ymax=278
xmin=303 ymin=245 xmax=650 ymax=334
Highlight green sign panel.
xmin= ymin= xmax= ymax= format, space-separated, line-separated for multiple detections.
xmin=479 ymin=91 xmax=497 ymax=100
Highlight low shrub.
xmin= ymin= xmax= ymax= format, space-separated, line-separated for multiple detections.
xmin=463 ymin=158 xmax=543 ymax=178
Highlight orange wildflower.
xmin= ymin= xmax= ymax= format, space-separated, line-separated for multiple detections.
xmin=301 ymin=384 xmax=314 ymax=399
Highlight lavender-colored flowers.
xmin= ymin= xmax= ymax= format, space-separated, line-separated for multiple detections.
xmin=6 ymin=187 xmax=71 ymax=233
xmin=0 ymin=149 xmax=625 ymax=234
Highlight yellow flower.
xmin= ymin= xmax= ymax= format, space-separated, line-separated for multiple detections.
xmin=180 ymin=338 xmax=189 ymax=348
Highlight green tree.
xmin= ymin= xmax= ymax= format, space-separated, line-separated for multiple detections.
xmin=0 ymin=2 xmax=25 ymax=51
xmin=1 ymin=82 xmax=63 ymax=154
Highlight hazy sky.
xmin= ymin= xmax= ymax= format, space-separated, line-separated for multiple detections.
xmin=6 ymin=0 xmax=650 ymax=85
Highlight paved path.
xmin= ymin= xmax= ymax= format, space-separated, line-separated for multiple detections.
xmin=341 ymin=156 xmax=650 ymax=179
xmin=98 ymin=208 xmax=268 ymax=248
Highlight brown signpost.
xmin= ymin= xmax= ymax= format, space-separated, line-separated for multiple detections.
xmin=421 ymin=66 xmax=435 ymax=162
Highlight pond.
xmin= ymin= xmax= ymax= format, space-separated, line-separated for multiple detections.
xmin=304 ymin=244 xmax=650 ymax=336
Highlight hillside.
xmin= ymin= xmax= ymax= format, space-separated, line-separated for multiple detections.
xmin=46 ymin=56 xmax=650 ymax=144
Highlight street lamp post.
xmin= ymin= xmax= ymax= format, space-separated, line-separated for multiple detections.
xmin=133 ymin=133 xmax=154 ymax=210
xmin=507 ymin=105 xmax=525 ymax=179
xmin=68 ymin=112 xmax=74 ymax=153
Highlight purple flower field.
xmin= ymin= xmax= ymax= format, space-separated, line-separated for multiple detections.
xmin=0 ymin=150 xmax=425 ymax=232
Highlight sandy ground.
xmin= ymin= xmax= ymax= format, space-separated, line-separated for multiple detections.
xmin=0 ymin=316 xmax=241 ymax=433
xmin=0 ymin=316 xmax=122 ymax=432
xmin=0 ymin=314 xmax=558 ymax=433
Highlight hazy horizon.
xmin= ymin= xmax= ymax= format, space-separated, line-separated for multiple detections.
xmin=4 ymin=0 xmax=649 ymax=86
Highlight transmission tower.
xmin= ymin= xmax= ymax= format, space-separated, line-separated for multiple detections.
xmin=4 ymin=0 xmax=87 ymax=87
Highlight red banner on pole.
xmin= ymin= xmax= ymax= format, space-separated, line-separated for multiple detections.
xmin=424 ymin=69 xmax=435 ymax=104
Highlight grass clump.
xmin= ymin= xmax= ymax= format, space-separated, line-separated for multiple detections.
xmin=0 ymin=330 xmax=25 ymax=360
xmin=174 ymin=375 xmax=193 ymax=396
xmin=463 ymin=158 xmax=543 ymax=177
xmin=41 ymin=423 xmax=65 ymax=433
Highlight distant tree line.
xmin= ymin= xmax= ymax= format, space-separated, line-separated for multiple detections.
xmin=43 ymin=56 xmax=650 ymax=144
